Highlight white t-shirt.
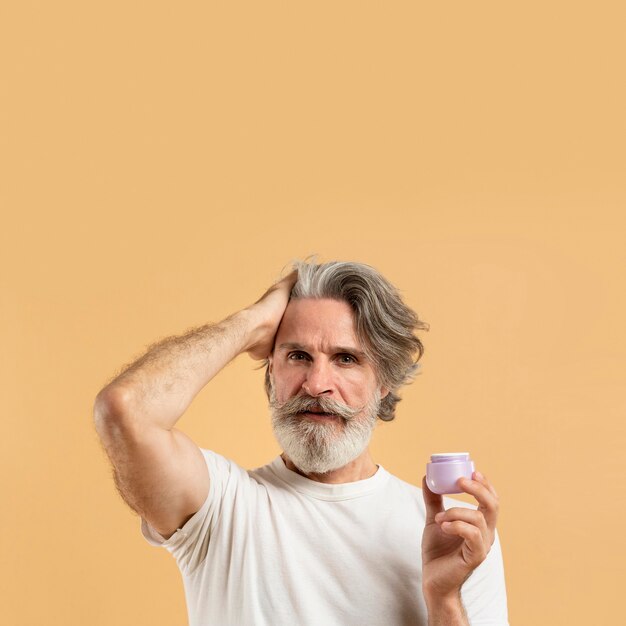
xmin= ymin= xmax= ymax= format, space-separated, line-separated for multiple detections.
xmin=141 ymin=449 xmax=509 ymax=626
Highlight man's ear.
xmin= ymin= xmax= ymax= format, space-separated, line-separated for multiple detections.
xmin=380 ymin=386 xmax=389 ymax=400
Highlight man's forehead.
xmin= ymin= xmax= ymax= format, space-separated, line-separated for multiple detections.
xmin=275 ymin=298 xmax=365 ymax=352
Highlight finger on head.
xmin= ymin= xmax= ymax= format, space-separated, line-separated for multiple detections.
xmin=286 ymin=268 xmax=298 ymax=285
xmin=275 ymin=262 xmax=298 ymax=283
xmin=275 ymin=267 xmax=298 ymax=288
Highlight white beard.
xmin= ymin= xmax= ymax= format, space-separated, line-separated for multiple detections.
xmin=269 ymin=387 xmax=381 ymax=475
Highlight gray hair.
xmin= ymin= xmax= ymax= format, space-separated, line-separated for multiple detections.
xmin=264 ymin=259 xmax=429 ymax=421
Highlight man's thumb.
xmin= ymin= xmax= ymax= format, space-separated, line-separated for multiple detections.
xmin=422 ymin=476 xmax=445 ymax=523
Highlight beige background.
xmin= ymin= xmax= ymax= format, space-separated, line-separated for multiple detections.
xmin=2 ymin=2 xmax=624 ymax=624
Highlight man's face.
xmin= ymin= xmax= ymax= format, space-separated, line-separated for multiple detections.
xmin=268 ymin=298 xmax=388 ymax=474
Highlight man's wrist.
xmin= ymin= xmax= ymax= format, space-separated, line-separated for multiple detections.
xmin=424 ymin=590 xmax=469 ymax=626
xmin=236 ymin=306 xmax=269 ymax=354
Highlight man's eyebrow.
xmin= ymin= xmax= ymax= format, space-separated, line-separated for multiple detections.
xmin=278 ymin=342 xmax=367 ymax=358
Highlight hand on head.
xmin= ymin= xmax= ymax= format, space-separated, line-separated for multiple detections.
xmin=245 ymin=268 xmax=298 ymax=361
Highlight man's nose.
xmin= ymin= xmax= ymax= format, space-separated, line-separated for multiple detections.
xmin=302 ymin=360 xmax=334 ymax=396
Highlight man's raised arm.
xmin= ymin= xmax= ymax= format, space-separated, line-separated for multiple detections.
xmin=92 ymin=269 xmax=296 ymax=539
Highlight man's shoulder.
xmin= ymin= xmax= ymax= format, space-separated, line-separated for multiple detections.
xmin=197 ymin=448 xmax=274 ymax=488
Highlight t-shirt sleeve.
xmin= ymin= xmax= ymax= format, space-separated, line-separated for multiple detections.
xmin=460 ymin=527 xmax=510 ymax=625
xmin=139 ymin=448 xmax=245 ymax=576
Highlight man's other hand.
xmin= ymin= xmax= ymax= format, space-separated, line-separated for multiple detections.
xmin=421 ymin=471 xmax=500 ymax=603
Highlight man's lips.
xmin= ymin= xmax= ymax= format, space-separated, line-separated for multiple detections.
xmin=299 ymin=411 xmax=339 ymax=420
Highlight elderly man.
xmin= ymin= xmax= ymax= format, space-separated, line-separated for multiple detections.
xmin=94 ymin=259 xmax=509 ymax=626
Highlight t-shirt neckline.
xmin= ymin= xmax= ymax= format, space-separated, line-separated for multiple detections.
xmin=269 ymin=455 xmax=389 ymax=501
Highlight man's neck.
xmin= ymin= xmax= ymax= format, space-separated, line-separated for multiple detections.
xmin=280 ymin=449 xmax=378 ymax=484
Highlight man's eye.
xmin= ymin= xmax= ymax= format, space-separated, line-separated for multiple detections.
xmin=288 ymin=352 xmax=307 ymax=361
xmin=338 ymin=354 xmax=356 ymax=364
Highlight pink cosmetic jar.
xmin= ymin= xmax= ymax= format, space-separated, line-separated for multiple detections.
xmin=426 ymin=453 xmax=475 ymax=495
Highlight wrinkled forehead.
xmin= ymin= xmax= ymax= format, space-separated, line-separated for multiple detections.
xmin=276 ymin=297 xmax=360 ymax=347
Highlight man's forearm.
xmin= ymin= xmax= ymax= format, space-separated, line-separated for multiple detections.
xmin=425 ymin=593 xmax=470 ymax=626
xmin=95 ymin=308 xmax=259 ymax=431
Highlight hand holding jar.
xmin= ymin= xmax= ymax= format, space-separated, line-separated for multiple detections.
xmin=421 ymin=452 xmax=500 ymax=604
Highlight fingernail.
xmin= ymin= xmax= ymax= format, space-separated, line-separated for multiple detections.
xmin=475 ymin=471 xmax=484 ymax=480
xmin=435 ymin=512 xmax=445 ymax=522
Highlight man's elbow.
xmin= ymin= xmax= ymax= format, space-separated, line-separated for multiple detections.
xmin=93 ymin=384 xmax=134 ymax=433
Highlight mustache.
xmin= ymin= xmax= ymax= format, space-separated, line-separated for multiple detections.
xmin=269 ymin=393 xmax=362 ymax=422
